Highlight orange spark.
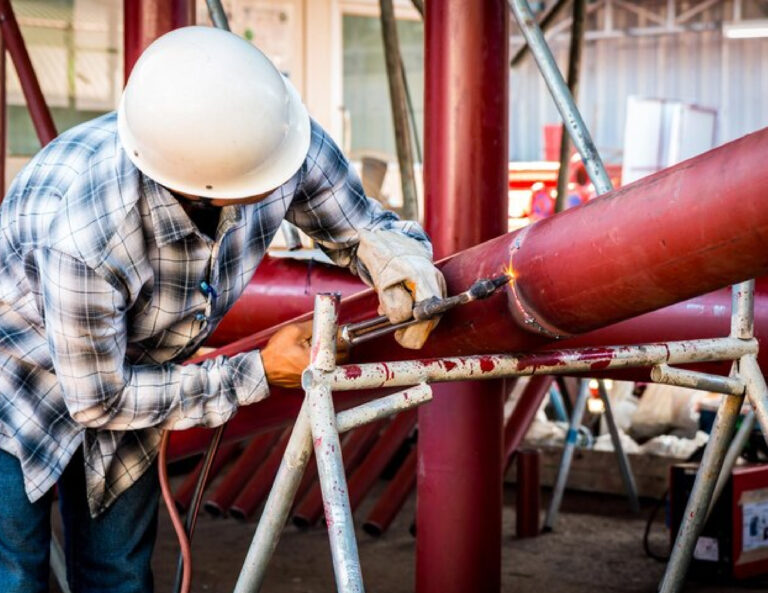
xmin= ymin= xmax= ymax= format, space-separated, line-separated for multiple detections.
xmin=503 ymin=261 xmax=516 ymax=284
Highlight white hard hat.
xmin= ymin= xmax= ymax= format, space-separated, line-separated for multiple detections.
xmin=117 ymin=26 xmax=311 ymax=199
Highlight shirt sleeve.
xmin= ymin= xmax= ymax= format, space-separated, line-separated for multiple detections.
xmin=285 ymin=121 xmax=432 ymax=284
xmin=37 ymin=247 xmax=269 ymax=432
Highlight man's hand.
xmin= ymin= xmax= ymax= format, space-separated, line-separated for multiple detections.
xmin=261 ymin=321 xmax=313 ymax=388
xmin=261 ymin=321 xmax=349 ymax=388
xmin=356 ymin=230 xmax=447 ymax=349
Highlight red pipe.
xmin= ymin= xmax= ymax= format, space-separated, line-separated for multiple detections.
xmin=0 ymin=31 xmax=6 ymax=197
xmin=166 ymin=389 xmax=384 ymax=462
xmin=515 ymin=449 xmax=540 ymax=539
xmin=229 ymin=428 xmax=292 ymax=521
xmin=124 ymin=0 xmax=194 ymax=84
xmin=417 ymin=1 xmax=509 ymax=591
xmin=346 ymin=410 xmax=416 ymax=512
xmin=169 ymin=130 xmax=768 ymax=463
xmin=363 ymin=447 xmax=417 ymax=537
xmin=172 ymin=0 xmax=195 ymax=29
xmin=209 ymin=126 xmax=768 ymax=367
xmin=210 ymin=255 xmax=365 ymax=347
xmin=203 ymin=430 xmax=280 ymax=517
xmin=503 ymin=376 xmax=554 ymax=469
xmin=173 ymin=442 xmax=240 ymax=512
xmin=0 ymin=0 xmax=56 ymax=145
xmin=292 ymin=420 xmax=384 ymax=528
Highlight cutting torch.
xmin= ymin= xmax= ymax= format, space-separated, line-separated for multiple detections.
xmin=339 ymin=274 xmax=511 ymax=347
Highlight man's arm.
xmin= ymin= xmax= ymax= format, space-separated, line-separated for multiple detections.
xmin=37 ymin=247 xmax=269 ymax=431
xmin=286 ymin=121 xmax=446 ymax=349
xmin=286 ymin=121 xmax=429 ymax=278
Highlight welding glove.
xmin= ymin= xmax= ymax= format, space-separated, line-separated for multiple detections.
xmin=356 ymin=229 xmax=447 ymax=349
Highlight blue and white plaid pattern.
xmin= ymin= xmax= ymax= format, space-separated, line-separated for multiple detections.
xmin=0 ymin=112 xmax=429 ymax=515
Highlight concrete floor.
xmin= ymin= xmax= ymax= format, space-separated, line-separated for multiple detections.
xmin=144 ymin=486 xmax=756 ymax=593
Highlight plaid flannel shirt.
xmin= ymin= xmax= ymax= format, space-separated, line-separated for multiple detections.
xmin=0 ymin=112 xmax=429 ymax=516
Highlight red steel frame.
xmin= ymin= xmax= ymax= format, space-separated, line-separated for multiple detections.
xmin=124 ymin=0 xmax=194 ymax=83
xmin=418 ymin=2 xmax=510 ymax=592
xmin=0 ymin=0 xmax=56 ymax=145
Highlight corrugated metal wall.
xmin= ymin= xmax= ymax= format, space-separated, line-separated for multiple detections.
xmin=510 ymin=31 xmax=768 ymax=162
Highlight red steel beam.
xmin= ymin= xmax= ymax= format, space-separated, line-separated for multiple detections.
xmin=419 ymin=1 xmax=510 ymax=590
xmin=124 ymin=0 xmax=194 ymax=83
xmin=171 ymin=129 xmax=768 ymax=462
xmin=229 ymin=428 xmax=292 ymax=521
xmin=0 ymin=31 xmax=6 ymax=197
xmin=515 ymin=449 xmax=540 ymax=538
xmin=0 ymin=0 xmax=56 ymax=145
xmin=203 ymin=430 xmax=280 ymax=517
xmin=210 ymin=255 xmax=365 ymax=347
xmin=208 ymin=125 xmax=768 ymax=367
xmin=503 ymin=376 xmax=554 ymax=469
xmin=362 ymin=447 xmax=417 ymax=537
xmin=173 ymin=442 xmax=240 ymax=512
xmin=292 ymin=420 xmax=384 ymax=528
xmin=345 ymin=410 xmax=417 ymax=512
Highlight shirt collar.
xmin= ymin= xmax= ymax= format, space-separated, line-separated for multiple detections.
xmin=140 ymin=175 xmax=246 ymax=247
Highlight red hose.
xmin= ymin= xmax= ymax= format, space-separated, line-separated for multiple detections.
xmin=158 ymin=431 xmax=192 ymax=593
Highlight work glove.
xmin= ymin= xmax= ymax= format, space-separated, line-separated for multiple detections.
xmin=356 ymin=229 xmax=447 ymax=349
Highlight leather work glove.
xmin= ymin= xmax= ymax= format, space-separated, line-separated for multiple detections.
xmin=356 ymin=230 xmax=447 ymax=349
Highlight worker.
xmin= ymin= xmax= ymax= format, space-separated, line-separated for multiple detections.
xmin=0 ymin=26 xmax=445 ymax=593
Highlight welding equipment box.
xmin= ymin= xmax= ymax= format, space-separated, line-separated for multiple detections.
xmin=670 ymin=463 xmax=768 ymax=581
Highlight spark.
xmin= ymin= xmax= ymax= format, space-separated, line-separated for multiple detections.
xmin=503 ymin=261 xmax=516 ymax=284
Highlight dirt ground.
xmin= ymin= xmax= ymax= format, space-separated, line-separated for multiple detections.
xmin=140 ymin=485 xmax=756 ymax=593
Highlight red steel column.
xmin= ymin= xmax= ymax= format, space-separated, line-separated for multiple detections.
xmin=0 ymin=31 xmax=6 ymax=195
xmin=417 ymin=2 xmax=509 ymax=592
xmin=124 ymin=0 xmax=194 ymax=83
xmin=0 ymin=0 xmax=56 ymax=145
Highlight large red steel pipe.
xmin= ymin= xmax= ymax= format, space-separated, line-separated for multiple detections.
xmin=170 ymin=129 xmax=768 ymax=462
xmin=362 ymin=447 xmax=417 ymax=538
xmin=292 ymin=420 xmax=383 ymax=528
xmin=203 ymin=430 xmax=280 ymax=517
xmin=504 ymin=376 xmax=554 ymax=470
xmin=210 ymin=127 xmax=768 ymax=365
xmin=210 ymin=255 xmax=365 ymax=346
xmin=0 ymin=0 xmax=56 ymax=145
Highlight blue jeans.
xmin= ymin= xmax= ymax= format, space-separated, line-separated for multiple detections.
xmin=0 ymin=447 xmax=159 ymax=593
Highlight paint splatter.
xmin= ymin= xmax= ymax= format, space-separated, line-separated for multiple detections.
xmin=344 ymin=365 xmax=362 ymax=380
xmin=479 ymin=357 xmax=496 ymax=372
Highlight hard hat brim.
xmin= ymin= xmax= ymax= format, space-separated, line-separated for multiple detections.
xmin=117 ymin=77 xmax=311 ymax=200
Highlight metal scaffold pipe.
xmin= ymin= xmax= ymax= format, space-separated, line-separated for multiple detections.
xmin=509 ymin=0 xmax=612 ymax=194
